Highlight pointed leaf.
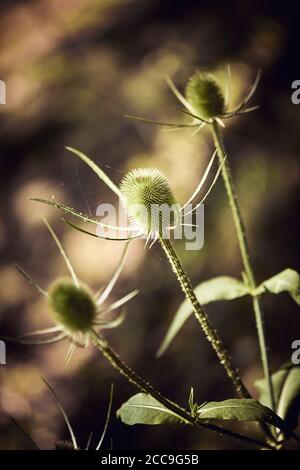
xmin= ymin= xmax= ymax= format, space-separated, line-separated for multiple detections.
xmin=157 ymin=276 xmax=249 ymax=357
xmin=117 ymin=393 xmax=184 ymax=426
xmin=196 ymin=399 xmax=284 ymax=428
xmin=256 ymin=363 xmax=300 ymax=432
xmin=255 ymin=269 xmax=300 ymax=305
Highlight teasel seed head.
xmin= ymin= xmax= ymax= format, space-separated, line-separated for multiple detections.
xmin=120 ymin=168 xmax=180 ymax=236
xmin=48 ymin=278 xmax=96 ymax=333
xmin=185 ymin=72 xmax=225 ymax=119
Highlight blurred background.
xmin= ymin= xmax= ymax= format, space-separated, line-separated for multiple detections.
xmin=0 ymin=0 xmax=299 ymax=450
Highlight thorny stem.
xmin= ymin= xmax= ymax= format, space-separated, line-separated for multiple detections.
xmin=211 ymin=120 xmax=276 ymax=413
xmin=159 ymin=236 xmax=250 ymax=400
xmin=90 ymin=330 xmax=273 ymax=449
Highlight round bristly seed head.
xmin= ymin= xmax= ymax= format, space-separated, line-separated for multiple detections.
xmin=48 ymin=278 xmax=96 ymax=333
xmin=120 ymin=168 xmax=180 ymax=236
xmin=185 ymin=72 xmax=225 ymax=119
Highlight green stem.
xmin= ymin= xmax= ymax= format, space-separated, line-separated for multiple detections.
xmin=159 ymin=236 xmax=250 ymax=399
xmin=211 ymin=119 xmax=275 ymax=412
xmin=90 ymin=330 xmax=272 ymax=449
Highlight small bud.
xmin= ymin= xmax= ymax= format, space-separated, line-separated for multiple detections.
xmin=120 ymin=168 xmax=179 ymax=236
xmin=185 ymin=72 xmax=225 ymax=119
xmin=48 ymin=278 xmax=96 ymax=333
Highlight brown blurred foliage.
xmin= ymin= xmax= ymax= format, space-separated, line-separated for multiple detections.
xmin=0 ymin=0 xmax=299 ymax=449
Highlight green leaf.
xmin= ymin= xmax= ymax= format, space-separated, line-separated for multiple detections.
xmin=196 ymin=399 xmax=284 ymax=428
xmin=157 ymin=270 xmax=300 ymax=358
xmin=117 ymin=393 xmax=184 ymax=426
xmin=256 ymin=363 xmax=300 ymax=432
xmin=255 ymin=269 xmax=300 ymax=305
xmin=157 ymin=276 xmax=249 ymax=357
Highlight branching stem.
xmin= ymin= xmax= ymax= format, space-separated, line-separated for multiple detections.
xmin=90 ymin=330 xmax=272 ymax=449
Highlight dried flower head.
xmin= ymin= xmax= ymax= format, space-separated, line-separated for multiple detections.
xmin=185 ymin=72 xmax=225 ymax=119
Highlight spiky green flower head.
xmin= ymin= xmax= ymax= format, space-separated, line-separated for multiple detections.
xmin=185 ymin=72 xmax=225 ymax=119
xmin=120 ymin=168 xmax=180 ymax=236
xmin=48 ymin=278 xmax=96 ymax=333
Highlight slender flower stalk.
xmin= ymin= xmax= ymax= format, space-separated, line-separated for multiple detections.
xmin=210 ymin=119 xmax=276 ymax=411
xmin=167 ymin=68 xmax=275 ymax=412
xmin=126 ymin=69 xmax=275 ymax=412
xmin=159 ymin=236 xmax=250 ymax=399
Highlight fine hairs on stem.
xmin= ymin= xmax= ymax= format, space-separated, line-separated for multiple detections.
xmin=90 ymin=330 xmax=272 ymax=449
xmin=159 ymin=236 xmax=250 ymax=399
xmin=210 ymin=119 xmax=276 ymax=412
xmin=165 ymin=69 xmax=275 ymax=413
xmin=119 ymin=165 xmax=249 ymax=399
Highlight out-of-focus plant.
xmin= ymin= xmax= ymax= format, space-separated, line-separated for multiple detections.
xmin=10 ymin=218 xmax=138 ymax=364
xmin=10 ymin=379 xmax=114 ymax=450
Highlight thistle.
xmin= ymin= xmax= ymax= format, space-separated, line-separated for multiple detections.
xmin=123 ymin=67 xmax=276 ymax=420
xmin=9 ymin=217 xmax=138 ymax=364
xmin=31 ymin=147 xmax=249 ymax=399
xmin=124 ymin=67 xmax=260 ymax=132
xmin=5 ymin=151 xmax=284 ymax=449
xmin=32 ymin=146 xmax=225 ymax=248
xmin=48 ymin=279 xmax=96 ymax=334
xmin=120 ymin=168 xmax=180 ymax=240
xmin=168 ymin=68 xmax=275 ymax=414
xmin=185 ymin=72 xmax=225 ymax=119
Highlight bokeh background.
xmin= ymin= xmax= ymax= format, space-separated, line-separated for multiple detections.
xmin=0 ymin=0 xmax=299 ymax=450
